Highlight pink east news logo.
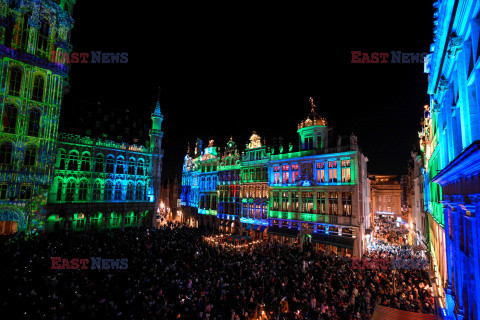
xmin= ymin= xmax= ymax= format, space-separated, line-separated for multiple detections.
xmin=52 ymin=51 xmax=129 ymax=64
xmin=51 ymin=257 xmax=128 ymax=270
xmin=351 ymin=51 xmax=428 ymax=63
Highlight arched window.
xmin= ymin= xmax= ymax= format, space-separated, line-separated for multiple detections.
xmin=104 ymin=181 xmax=113 ymax=200
xmin=0 ymin=143 xmax=13 ymax=165
xmin=128 ymin=158 xmax=135 ymax=175
xmin=136 ymin=183 xmax=144 ymax=201
xmin=80 ymin=153 xmax=90 ymax=171
xmin=78 ymin=180 xmax=87 ymax=201
xmin=56 ymin=180 xmax=63 ymax=201
xmin=2 ymin=105 xmax=17 ymax=134
xmin=20 ymin=13 xmax=31 ymax=50
xmin=8 ymin=67 xmax=22 ymax=96
xmin=24 ymin=147 xmax=36 ymax=167
xmin=126 ymin=182 xmax=134 ymax=200
xmin=27 ymin=109 xmax=41 ymax=136
xmin=37 ymin=19 xmax=50 ymax=59
xmin=114 ymin=181 xmax=122 ymax=201
xmin=32 ymin=75 xmax=45 ymax=102
xmin=137 ymin=159 xmax=144 ymax=175
xmin=95 ymin=154 xmax=104 ymax=172
xmin=57 ymin=149 xmax=66 ymax=169
xmin=93 ymin=181 xmax=101 ymax=201
xmin=66 ymin=180 xmax=75 ymax=201
xmin=116 ymin=157 xmax=124 ymax=174
xmin=105 ymin=155 xmax=114 ymax=173
xmin=67 ymin=151 xmax=79 ymax=171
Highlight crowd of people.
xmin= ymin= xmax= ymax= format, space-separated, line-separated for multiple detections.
xmin=1 ymin=223 xmax=435 ymax=319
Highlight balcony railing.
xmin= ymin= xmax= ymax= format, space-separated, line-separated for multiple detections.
xmin=269 ymin=210 xmax=357 ymax=226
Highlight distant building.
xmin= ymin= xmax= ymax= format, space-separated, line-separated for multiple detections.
xmin=181 ymin=98 xmax=370 ymax=257
xmin=370 ymin=175 xmax=402 ymax=220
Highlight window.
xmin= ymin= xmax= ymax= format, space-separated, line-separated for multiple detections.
xmin=291 ymin=164 xmax=299 ymax=183
xmin=78 ymin=181 xmax=87 ymax=201
xmin=341 ymin=159 xmax=351 ymax=182
xmin=27 ymin=109 xmax=41 ymax=137
xmin=3 ymin=105 xmax=17 ymax=134
xmin=281 ymin=192 xmax=289 ymax=211
xmin=93 ymin=181 xmax=101 ymax=201
xmin=329 ymin=192 xmax=338 ymax=215
xmin=66 ymin=181 xmax=75 ymax=201
xmin=8 ymin=68 xmax=22 ymax=96
xmin=328 ymin=161 xmax=338 ymax=183
xmin=20 ymin=13 xmax=31 ymax=50
xmin=114 ymin=182 xmax=122 ymax=200
xmin=80 ymin=154 xmax=90 ymax=171
xmin=273 ymin=166 xmax=280 ymax=184
xmin=0 ymin=184 xmax=8 ymax=200
xmin=137 ymin=159 xmax=144 ymax=175
xmin=316 ymin=162 xmax=325 ymax=183
xmin=67 ymin=152 xmax=79 ymax=171
xmin=105 ymin=155 xmax=114 ymax=173
xmin=126 ymin=182 xmax=134 ymax=200
xmin=342 ymin=192 xmax=352 ymax=216
xmin=58 ymin=149 xmax=66 ymax=169
xmin=116 ymin=157 xmax=124 ymax=174
xmin=387 ymin=196 xmax=391 ymax=203
xmin=95 ymin=154 xmax=104 ymax=172
xmin=24 ymin=147 xmax=36 ymax=167
xmin=32 ymin=75 xmax=45 ymax=102
xmin=0 ymin=143 xmax=13 ymax=165
xmin=19 ymin=185 xmax=32 ymax=200
xmin=272 ymin=191 xmax=279 ymax=211
xmin=291 ymin=192 xmax=299 ymax=212
xmin=302 ymin=192 xmax=313 ymax=213
xmin=316 ymin=191 xmax=326 ymax=214
xmin=282 ymin=165 xmax=290 ymax=184
xmin=104 ymin=181 xmax=113 ymax=200
xmin=128 ymin=158 xmax=135 ymax=175
xmin=136 ymin=183 xmax=144 ymax=201
xmin=37 ymin=20 xmax=50 ymax=59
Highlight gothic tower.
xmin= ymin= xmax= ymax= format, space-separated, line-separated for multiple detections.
xmin=150 ymin=96 xmax=164 ymax=225
xmin=0 ymin=0 xmax=75 ymax=233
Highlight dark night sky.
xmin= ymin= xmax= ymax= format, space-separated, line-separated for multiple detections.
xmin=66 ymin=1 xmax=433 ymax=181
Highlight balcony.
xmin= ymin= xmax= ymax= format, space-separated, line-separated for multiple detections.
xmin=269 ymin=210 xmax=357 ymax=226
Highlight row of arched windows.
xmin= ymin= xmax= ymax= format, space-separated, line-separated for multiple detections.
xmin=57 ymin=150 xmax=147 ymax=175
xmin=2 ymin=105 xmax=41 ymax=136
xmin=56 ymin=179 xmax=148 ymax=202
xmin=8 ymin=68 xmax=46 ymax=102
xmin=0 ymin=142 xmax=37 ymax=166
xmin=16 ymin=12 xmax=50 ymax=60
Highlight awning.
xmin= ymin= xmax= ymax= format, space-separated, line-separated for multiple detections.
xmin=245 ymin=224 xmax=253 ymax=230
xmin=372 ymin=305 xmax=438 ymax=320
xmin=259 ymin=225 xmax=267 ymax=233
xmin=267 ymin=226 xmax=299 ymax=237
xmin=311 ymin=232 xmax=355 ymax=249
xmin=252 ymin=225 xmax=260 ymax=231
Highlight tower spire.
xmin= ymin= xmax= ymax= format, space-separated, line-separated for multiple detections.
xmin=154 ymin=86 xmax=162 ymax=116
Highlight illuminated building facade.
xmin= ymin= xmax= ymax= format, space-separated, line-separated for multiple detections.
xmin=0 ymin=0 xmax=74 ymax=234
xmin=197 ymin=140 xmax=219 ymax=229
xmin=217 ymin=138 xmax=241 ymax=233
xmin=180 ymin=98 xmax=370 ymax=257
xmin=45 ymin=101 xmax=163 ymax=232
xmin=240 ymin=131 xmax=269 ymax=237
xmin=421 ymin=0 xmax=480 ymax=318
